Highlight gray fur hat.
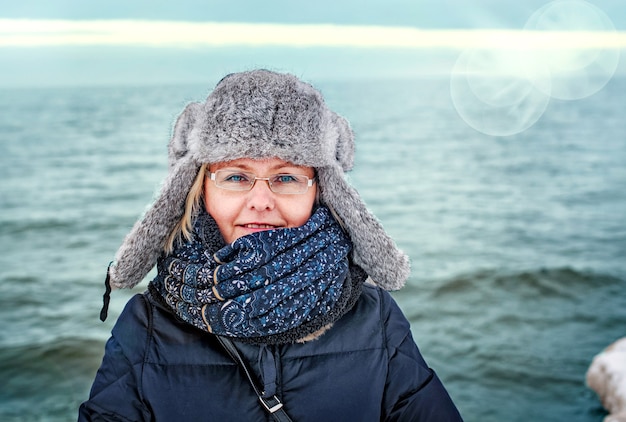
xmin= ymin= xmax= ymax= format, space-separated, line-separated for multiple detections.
xmin=109 ymin=69 xmax=409 ymax=291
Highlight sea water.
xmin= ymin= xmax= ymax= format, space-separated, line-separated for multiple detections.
xmin=0 ymin=77 xmax=624 ymax=421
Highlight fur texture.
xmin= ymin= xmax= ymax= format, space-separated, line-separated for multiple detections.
xmin=109 ymin=69 xmax=410 ymax=290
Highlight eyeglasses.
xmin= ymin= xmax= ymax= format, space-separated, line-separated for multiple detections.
xmin=208 ymin=170 xmax=316 ymax=195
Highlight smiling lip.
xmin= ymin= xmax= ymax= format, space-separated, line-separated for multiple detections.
xmin=240 ymin=223 xmax=280 ymax=229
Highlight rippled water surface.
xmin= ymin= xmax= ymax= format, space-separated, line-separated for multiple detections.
xmin=1 ymin=78 xmax=624 ymax=421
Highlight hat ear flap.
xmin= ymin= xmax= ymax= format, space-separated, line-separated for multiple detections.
xmin=332 ymin=112 xmax=355 ymax=172
xmin=109 ymin=101 xmax=204 ymax=289
xmin=318 ymin=166 xmax=410 ymax=290
xmin=109 ymin=158 xmax=200 ymax=289
xmin=168 ymin=102 xmax=203 ymax=168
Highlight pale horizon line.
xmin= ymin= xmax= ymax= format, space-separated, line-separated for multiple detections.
xmin=1 ymin=19 xmax=626 ymax=49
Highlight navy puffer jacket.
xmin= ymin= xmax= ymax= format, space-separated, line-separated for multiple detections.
xmin=79 ymin=284 xmax=462 ymax=421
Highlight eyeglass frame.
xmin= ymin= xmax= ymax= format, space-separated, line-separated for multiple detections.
xmin=207 ymin=169 xmax=316 ymax=195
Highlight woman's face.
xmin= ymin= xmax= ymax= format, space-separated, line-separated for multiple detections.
xmin=204 ymin=157 xmax=317 ymax=243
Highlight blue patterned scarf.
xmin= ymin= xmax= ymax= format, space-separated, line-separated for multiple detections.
xmin=149 ymin=206 xmax=364 ymax=344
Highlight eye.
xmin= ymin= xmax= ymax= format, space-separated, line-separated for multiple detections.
xmin=272 ymin=174 xmax=300 ymax=184
xmin=221 ymin=172 xmax=252 ymax=184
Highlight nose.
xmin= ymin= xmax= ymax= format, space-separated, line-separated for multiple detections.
xmin=246 ymin=178 xmax=275 ymax=211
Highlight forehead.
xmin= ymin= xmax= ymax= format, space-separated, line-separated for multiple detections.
xmin=209 ymin=157 xmax=314 ymax=175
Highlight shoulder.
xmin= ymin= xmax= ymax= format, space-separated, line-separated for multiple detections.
xmin=120 ymin=291 xmax=230 ymax=365
xmin=351 ymin=283 xmax=411 ymax=330
xmin=109 ymin=292 xmax=200 ymax=362
xmin=107 ymin=294 xmax=152 ymax=363
xmin=356 ymin=284 xmax=412 ymax=346
xmin=290 ymin=284 xmax=412 ymax=355
xmin=114 ymin=293 xmax=150 ymax=323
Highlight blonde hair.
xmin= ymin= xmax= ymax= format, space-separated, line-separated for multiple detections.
xmin=164 ymin=165 xmax=207 ymax=253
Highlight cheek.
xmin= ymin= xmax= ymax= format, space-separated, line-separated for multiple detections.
xmin=285 ymin=190 xmax=317 ymax=227
xmin=204 ymin=194 xmax=218 ymax=220
xmin=204 ymin=186 xmax=236 ymax=236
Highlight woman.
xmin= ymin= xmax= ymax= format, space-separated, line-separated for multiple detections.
xmin=79 ymin=70 xmax=463 ymax=421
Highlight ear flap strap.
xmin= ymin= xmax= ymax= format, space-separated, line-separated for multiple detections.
xmin=99 ymin=262 xmax=113 ymax=322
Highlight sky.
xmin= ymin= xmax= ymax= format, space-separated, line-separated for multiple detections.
xmin=2 ymin=0 xmax=626 ymax=29
xmin=1 ymin=0 xmax=625 ymax=87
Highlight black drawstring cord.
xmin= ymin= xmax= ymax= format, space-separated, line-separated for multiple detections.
xmin=99 ymin=262 xmax=113 ymax=322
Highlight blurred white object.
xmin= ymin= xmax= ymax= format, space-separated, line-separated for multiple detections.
xmin=587 ymin=337 xmax=626 ymax=422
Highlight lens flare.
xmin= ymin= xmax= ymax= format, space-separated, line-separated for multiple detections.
xmin=450 ymin=48 xmax=551 ymax=137
xmin=523 ymin=0 xmax=620 ymax=100
xmin=450 ymin=0 xmax=620 ymax=136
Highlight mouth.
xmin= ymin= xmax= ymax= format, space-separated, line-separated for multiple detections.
xmin=240 ymin=223 xmax=281 ymax=230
